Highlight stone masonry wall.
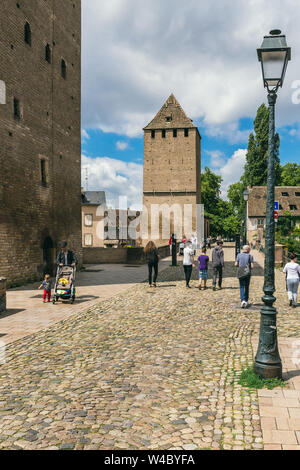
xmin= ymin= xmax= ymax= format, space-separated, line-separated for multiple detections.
xmin=0 ymin=278 xmax=6 ymax=314
xmin=0 ymin=0 xmax=82 ymax=285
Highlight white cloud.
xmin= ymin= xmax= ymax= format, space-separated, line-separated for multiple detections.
xmin=214 ymin=149 xmax=247 ymax=199
xmin=81 ymin=155 xmax=143 ymax=209
xmin=116 ymin=141 xmax=129 ymax=151
xmin=82 ymin=0 xmax=300 ymax=139
xmin=206 ymin=150 xmax=226 ymax=169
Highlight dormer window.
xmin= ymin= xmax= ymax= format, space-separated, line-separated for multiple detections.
xmin=165 ymin=116 xmax=172 ymax=122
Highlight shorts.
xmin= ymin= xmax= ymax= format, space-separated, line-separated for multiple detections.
xmin=199 ymin=269 xmax=208 ymax=280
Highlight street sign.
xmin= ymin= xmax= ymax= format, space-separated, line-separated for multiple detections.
xmin=274 ymin=201 xmax=279 ymax=211
xmin=274 ymin=210 xmax=279 ymax=220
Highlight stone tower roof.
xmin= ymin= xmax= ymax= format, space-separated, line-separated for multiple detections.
xmin=144 ymin=94 xmax=197 ymax=130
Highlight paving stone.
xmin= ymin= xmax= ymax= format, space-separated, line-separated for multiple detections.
xmin=0 ymin=247 xmax=297 ymax=450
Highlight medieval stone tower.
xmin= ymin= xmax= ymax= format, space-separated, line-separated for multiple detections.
xmin=143 ymin=94 xmax=201 ymax=245
xmin=0 ymin=0 xmax=82 ymax=285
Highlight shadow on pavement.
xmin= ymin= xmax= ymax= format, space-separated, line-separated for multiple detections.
xmin=283 ymin=370 xmax=300 ymax=380
xmin=0 ymin=309 xmax=25 ymax=319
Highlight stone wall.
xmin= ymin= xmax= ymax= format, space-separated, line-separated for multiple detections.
xmin=83 ymin=248 xmax=128 ymax=265
xmin=83 ymin=244 xmax=174 ymax=265
xmin=0 ymin=0 xmax=82 ymax=286
xmin=0 ymin=278 xmax=6 ymax=314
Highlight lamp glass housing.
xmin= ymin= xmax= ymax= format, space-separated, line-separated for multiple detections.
xmin=257 ymin=31 xmax=291 ymax=90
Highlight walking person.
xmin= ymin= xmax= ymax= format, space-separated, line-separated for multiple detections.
xmin=38 ymin=274 xmax=52 ymax=303
xmin=56 ymin=241 xmax=78 ymax=267
xmin=235 ymin=245 xmax=254 ymax=309
xmin=144 ymin=241 xmax=159 ymax=288
xmin=198 ymin=247 xmax=209 ymax=290
xmin=283 ymin=254 xmax=300 ymax=308
xmin=206 ymin=237 xmax=211 ymax=250
xmin=212 ymin=240 xmax=225 ymax=291
xmin=169 ymin=235 xmax=173 ymax=256
xmin=183 ymin=242 xmax=195 ymax=289
xmin=191 ymin=234 xmax=198 ymax=255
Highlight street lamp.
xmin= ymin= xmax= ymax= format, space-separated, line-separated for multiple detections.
xmin=254 ymin=30 xmax=291 ymax=379
xmin=243 ymin=189 xmax=249 ymax=245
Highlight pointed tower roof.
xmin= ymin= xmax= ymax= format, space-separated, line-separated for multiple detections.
xmin=144 ymin=94 xmax=197 ymax=130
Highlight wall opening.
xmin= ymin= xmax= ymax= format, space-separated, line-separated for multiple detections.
xmin=43 ymin=236 xmax=54 ymax=276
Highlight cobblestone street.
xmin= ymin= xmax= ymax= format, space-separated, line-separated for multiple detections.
xmin=0 ymin=247 xmax=299 ymax=450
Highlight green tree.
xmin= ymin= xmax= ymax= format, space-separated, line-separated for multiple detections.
xmin=227 ymin=181 xmax=245 ymax=222
xmin=280 ymin=163 xmax=300 ymax=186
xmin=201 ymin=166 xmax=222 ymax=214
xmin=243 ymin=104 xmax=281 ymax=186
xmin=201 ymin=167 xmax=240 ymax=238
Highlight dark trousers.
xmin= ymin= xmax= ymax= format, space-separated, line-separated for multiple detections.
xmin=184 ymin=265 xmax=193 ymax=286
xmin=148 ymin=262 xmax=158 ymax=285
xmin=239 ymin=276 xmax=251 ymax=302
xmin=213 ymin=265 xmax=223 ymax=287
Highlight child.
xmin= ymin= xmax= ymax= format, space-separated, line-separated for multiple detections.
xmin=198 ymin=248 xmax=209 ymax=290
xmin=39 ymin=274 xmax=52 ymax=303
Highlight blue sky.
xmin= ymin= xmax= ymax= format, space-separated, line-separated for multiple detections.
xmin=81 ymin=0 xmax=300 ymax=207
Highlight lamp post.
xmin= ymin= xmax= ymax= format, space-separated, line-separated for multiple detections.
xmin=243 ymin=189 xmax=249 ymax=245
xmin=254 ymin=30 xmax=291 ymax=379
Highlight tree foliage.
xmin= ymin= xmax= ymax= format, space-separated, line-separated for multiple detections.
xmin=280 ymin=163 xmax=300 ymax=186
xmin=201 ymin=167 xmax=240 ymax=238
xmin=243 ymin=104 xmax=281 ymax=187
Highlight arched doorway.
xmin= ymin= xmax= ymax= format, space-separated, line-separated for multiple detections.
xmin=43 ymin=236 xmax=54 ymax=276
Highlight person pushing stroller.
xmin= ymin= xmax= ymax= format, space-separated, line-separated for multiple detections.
xmin=56 ymin=241 xmax=78 ymax=267
xmin=53 ymin=242 xmax=78 ymax=304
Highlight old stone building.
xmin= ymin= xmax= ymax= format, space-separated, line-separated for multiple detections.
xmin=143 ymin=94 xmax=202 ymax=245
xmin=247 ymin=186 xmax=300 ymax=244
xmin=82 ymin=191 xmax=107 ymax=248
xmin=0 ymin=0 xmax=82 ymax=285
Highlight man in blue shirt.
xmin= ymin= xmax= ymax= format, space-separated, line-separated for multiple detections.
xmin=235 ymin=245 xmax=254 ymax=309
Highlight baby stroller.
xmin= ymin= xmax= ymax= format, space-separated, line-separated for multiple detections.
xmin=53 ymin=265 xmax=76 ymax=304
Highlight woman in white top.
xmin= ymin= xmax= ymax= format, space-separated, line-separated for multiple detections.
xmin=283 ymin=254 xmax=300 ymax=308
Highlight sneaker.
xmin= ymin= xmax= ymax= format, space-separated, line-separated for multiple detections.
xmin=293 ymin=304 xmax=297 ymax=309
xmin=241 ymin=301 xmax=247 ymax=309
xmin=153 ymin=283 xmax=157 ymax=288
xmin=289 ymin=300 xmax=293 ymax=307
xmin=186 ymin=285 xmax=191 ymax=289
xmin=213 ymin=287 xmax=216 ymax=291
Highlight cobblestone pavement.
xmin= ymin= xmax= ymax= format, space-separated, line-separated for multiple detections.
xmin=1 ymin=261 xmax=170 ymax=345
xmin=0 ymin=247 xmax=299 ymax=450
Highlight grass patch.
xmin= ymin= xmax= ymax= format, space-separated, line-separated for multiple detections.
xmin=238 ymin=367 xmax=286 ymax=390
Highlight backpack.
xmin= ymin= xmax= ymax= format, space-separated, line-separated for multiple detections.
xmin=237 ymin=254 xmax=251 ymax=280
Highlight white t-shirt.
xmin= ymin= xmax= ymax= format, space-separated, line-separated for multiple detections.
xmin=283 ymin=262 xmax=300 ymax=280
xmin=183 ymin=246 xmax=194 ymax=266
